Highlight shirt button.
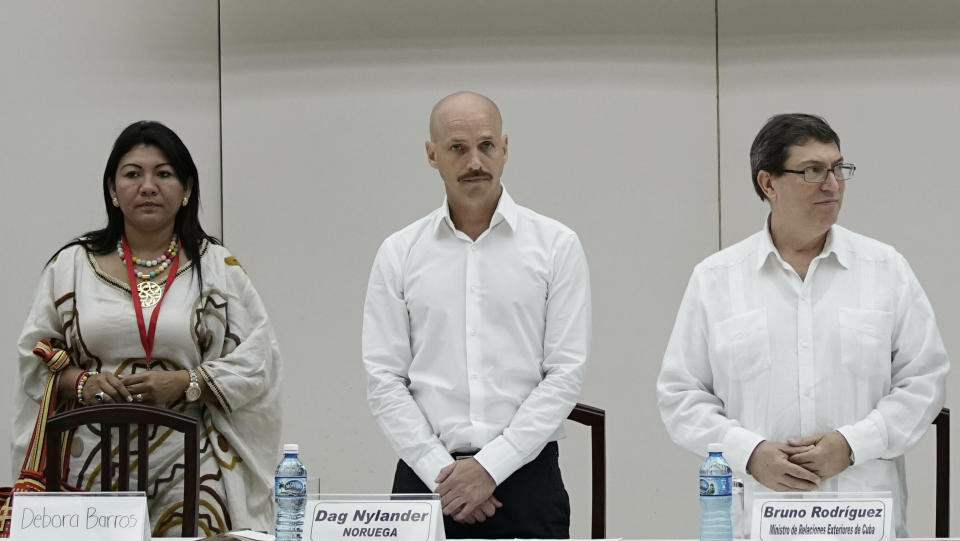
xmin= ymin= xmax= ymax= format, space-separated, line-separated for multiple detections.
xmin=470 ymin=373 xmax=479 ymax=380
xmin=801 ymin=342 xmax=809 ymax=349
xmin=469 ymin=328 xmax=477 ymax=336
xmin=470 ymin=244 xmax=478 ymax=251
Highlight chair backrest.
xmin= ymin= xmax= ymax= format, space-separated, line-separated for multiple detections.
xmin=566 ymin=402 xmax=606 ymax=539
xmin=934 ymin=407 xmax=949 ymax=538
xmin=43 ymin=404 xmax=200 ymax=537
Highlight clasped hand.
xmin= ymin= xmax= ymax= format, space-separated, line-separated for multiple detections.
xmin=435 ymin=458 xmax=502 ymax=524
xmin=746 ymin=431 xmax=852 ymax=492
xmin=83 ymin=370 xmax=189 ymax=406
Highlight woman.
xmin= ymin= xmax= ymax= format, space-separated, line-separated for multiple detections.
xmin=12 ymin=121 xmax=282 ymax=536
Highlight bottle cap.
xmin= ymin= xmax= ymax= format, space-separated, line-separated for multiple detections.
xmin=283 ymin=443 xmax=299 ymax=454
xmin=707 ymin=443 xmax=723 ymax=454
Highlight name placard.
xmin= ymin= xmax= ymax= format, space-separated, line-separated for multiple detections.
xmin=752 ymin=493 xmax=893 ymax=541
xmin=305 ymin=494 xmax=443 ymax=541
xmin=10 ymin=492 xmax=150 ymax=541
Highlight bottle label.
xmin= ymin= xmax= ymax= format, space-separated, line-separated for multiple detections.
xmin=700 ymin=475 xmax=731 ymax=496
xmin=276 ymin=476 xmax=307 ymax=497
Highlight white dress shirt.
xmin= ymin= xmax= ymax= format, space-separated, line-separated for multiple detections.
xmin=657 ymin=221 xmax=948 ymax=536
xmin=363 ymin=187 xmax=591 ymax=490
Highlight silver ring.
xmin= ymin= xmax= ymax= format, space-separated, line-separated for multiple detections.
xmin=95 ymin=392 xmax=105 ymax=403
xmin=135 ymin=393 xmax=143 ymax=403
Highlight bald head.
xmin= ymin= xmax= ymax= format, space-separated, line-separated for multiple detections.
xmin=425 ymin=91 xmax=508 ymax=214
xmin=429 ymin=91 xmax=502 ymax=142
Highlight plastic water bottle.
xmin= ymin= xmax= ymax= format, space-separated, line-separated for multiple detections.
xmin=700 ymin=443 xmax=733 ymax=541
xmin=275 ymin=443 xmax=307 ymax=541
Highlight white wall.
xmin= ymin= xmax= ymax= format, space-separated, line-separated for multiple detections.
xmin=219 ymin=2 xmax=717 ymax=537
xmin=0 ymin=0 xmax=220 ymax=475
xmin=719 ymin=1 xmax=960 ymax=533
xmin=2 ymin=0 xmax=957 ymax=538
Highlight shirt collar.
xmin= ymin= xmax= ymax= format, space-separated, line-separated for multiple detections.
xmin=755 ymin=214 xmax=849 ymax=270
xmin=755 ymin=217 xmax=779 ymax=270
xmin=434 ymin=185 xmax=518 ymax=236
xmin=823 ymin=225 xmax=850 ymax=269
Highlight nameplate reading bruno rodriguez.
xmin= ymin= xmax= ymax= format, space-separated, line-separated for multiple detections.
xmin=752 ymin=493 xmax=893 ymax=541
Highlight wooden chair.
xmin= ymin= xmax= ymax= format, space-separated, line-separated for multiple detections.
xmin=934 ymin=407 xmax=949 ymax=538
xmin=43 ymin=403 xmax=200 ymax=537
xmin=567 ymin=403 xmax=605 ymax=538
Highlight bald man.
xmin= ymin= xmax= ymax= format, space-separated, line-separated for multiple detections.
xmin=362 ymin=91 xmax=592 ymax=539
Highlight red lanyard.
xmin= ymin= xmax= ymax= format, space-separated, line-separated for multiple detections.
xmin=121 ymin=235 xmax=181 ymax=364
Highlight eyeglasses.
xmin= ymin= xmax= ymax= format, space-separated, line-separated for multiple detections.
xmin=782 ymin=163 xmax=856 ymax=183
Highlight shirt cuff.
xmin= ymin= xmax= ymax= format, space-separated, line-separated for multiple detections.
xmin=722 ymin=426 xmax=765 ymax=477
xmin=411 ymin=445 xmax=455 ymax=492
xmin=473 ymin=436 xmax=524 ymax=486
xmin=837 ymin=415 xmax=885 ymax=465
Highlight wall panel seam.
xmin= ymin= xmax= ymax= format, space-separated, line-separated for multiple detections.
xmin=217 ymin=0 xmax=225 ymax=243
xmin=715 ymin=0 xmax=722 ymax=251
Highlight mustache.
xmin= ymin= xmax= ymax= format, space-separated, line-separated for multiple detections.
xmin=458 ymin=170 xmax=492 ymax=182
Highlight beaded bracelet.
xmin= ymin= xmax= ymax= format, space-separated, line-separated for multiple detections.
xmin=74 ymin=370 xmax=87 ymax=398
xmin=75 ymin=370 xmax=99 ymax=405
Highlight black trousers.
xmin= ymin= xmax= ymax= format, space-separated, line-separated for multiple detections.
xmin=392 ymin=441 xmax=570 ymax=539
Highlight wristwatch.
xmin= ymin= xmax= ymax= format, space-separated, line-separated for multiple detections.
xmin=184 ymin=369 xmax=201 ymax=402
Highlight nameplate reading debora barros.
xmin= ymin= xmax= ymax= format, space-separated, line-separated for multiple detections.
xmin=10 ymin=492 xmax=150 ymax=541
xmin=306 ymin=498 xmax=443 ymax=541
xmin=752 ymin=495 xmax=893 ymax=541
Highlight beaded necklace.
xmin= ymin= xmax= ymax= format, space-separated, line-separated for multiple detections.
xmin=116 ymin=234 xmax=179 ymax=280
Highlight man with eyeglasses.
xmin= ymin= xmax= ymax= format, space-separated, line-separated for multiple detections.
xmin=657 ymin=113 xmax=948 ymax=536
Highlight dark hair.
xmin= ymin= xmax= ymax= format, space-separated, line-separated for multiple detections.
xmin=55 ymin=121 xmax=220 ymax=287
xmin=749 ymin=113 xmax=841 ymax=201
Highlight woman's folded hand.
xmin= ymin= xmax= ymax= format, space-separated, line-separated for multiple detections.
xmin=85 ymin=372 xmax=133 ymax=404
xmin=120 ymin=370 xmax=190 ymax=406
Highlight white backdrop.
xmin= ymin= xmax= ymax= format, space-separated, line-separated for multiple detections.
xmin=1 ymin=0 xmax=956 ymax=538
xmin=219 ymin=2 xmax=717 ymax=537
xmin=718 ymin=1 xmax=960 ymax=534
xmin=0 ymin=0 xmax=221 ymax=484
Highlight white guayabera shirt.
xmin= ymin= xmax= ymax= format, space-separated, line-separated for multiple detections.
xmin=657 ymin=221 xmax=948 ymax=537
xmin=363 ymin=188 xmax=591 ymax=490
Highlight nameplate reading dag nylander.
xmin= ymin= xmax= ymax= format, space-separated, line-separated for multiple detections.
xmin=306 ymin=494 xmax=444 ymax=541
